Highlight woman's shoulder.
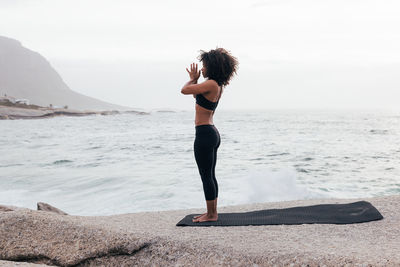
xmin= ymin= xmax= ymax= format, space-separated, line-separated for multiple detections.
xmin=203 ymin=79 xmax=219 ymax=89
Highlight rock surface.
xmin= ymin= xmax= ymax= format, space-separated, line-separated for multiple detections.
xmin=1 ymin=194 xmax=399 ymax=266
xmin=0 ymin=260 xmax=50 ymax=266
xmin=36 ymin=202 xmax=68 ymax=215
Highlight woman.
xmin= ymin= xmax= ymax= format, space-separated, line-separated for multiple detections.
xmin=181 ymin=48 xmax=238 ymax=223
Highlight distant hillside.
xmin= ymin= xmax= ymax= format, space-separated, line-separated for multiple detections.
xmin=0 ymin=36 xmax=132 ymax=111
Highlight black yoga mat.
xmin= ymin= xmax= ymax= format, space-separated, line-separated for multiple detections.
xmin=176 ymin=200 xmax=383 ymax=227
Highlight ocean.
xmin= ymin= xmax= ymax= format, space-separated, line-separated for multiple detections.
xmin=1 ymin=109 xmax=399 ymax=216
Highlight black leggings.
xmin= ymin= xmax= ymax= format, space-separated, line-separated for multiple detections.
xmin=194 ymin=124 xmax=221 ymax=201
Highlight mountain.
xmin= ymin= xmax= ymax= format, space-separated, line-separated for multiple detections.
xmin=0 ymin=36 xmax=132 ymax=111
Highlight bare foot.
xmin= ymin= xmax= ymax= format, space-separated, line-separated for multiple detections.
xmin=192 ymin=213 xmax=207 ymax=222
xmin=192 ymin=213 xmax=218 ymax=223
xmin=193 ymin=212 xmax=206 ymax=219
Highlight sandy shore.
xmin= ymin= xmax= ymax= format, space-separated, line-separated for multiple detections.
xmin=1 ymin=194 xmax=399 ymax=266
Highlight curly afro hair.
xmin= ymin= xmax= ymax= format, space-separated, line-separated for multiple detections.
xmin=198 ymin=47 xmax=238 ymax=87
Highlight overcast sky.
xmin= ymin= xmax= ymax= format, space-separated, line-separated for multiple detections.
xmin=1 ymin=0 xmax=399 ymax=111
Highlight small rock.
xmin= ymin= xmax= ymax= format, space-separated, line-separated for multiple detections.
xmin=37 ymin=202 xmax=68 ymax=215
xmin=0 ymin=205 xmax=15 ymax=212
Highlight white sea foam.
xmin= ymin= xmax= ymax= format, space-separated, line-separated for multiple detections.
xmin=222 ymin=166 xmax=326 ymax=206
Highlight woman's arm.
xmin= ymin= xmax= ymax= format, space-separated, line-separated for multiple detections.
xmin=181 ymin=79 xmax=217 ymax=95
xmin=181 ymin=62 xmax=217 ymax=95
xmin=183 ymin=78 xmax=197 ymax=88
xmin=182 ymin=79 xmax=198 ymax=98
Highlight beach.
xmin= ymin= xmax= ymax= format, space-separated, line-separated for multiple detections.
xmin=1 ymin=194 xmax=399 ymax=266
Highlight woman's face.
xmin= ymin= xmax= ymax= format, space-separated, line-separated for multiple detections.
xmin=201 ymin=63 xmax=206 ymax=78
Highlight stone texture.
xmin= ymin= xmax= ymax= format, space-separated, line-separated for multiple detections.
xmin=1 ymin=194 xmax=399 ymax=266
xmin=37 ymin=202 xmax=68 ymax=215
xmin=0 ymin=260 xmax=50 ymax=266
xmin=0 ymin=210 xmax=151 ymax=266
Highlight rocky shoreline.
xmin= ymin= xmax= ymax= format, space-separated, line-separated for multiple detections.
xmin=1 ymin=194 xmax=399 ymax=266
xmin=0 ymin=106 xmax=149 ymax=119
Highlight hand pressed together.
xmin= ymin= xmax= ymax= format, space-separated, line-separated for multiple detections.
xmin=186 ymin=63 xmax=201 ymax=82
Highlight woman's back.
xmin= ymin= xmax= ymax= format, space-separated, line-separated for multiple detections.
xmin=195 ymin=83 xmax=222 ymax=126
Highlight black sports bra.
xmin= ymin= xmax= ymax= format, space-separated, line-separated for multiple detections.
xmin=195 ymin=87 xmax=222 ymax=111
